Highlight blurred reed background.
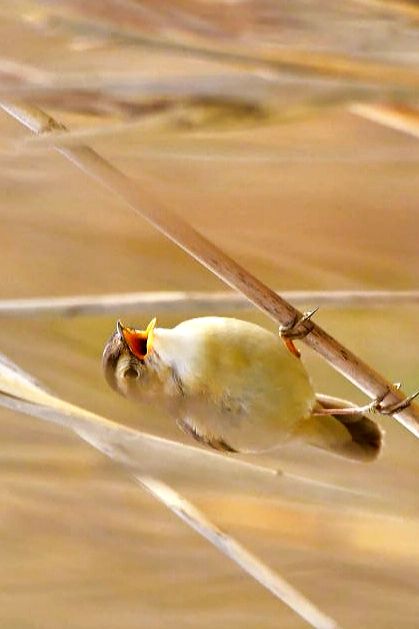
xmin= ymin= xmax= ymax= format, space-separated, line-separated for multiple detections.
xmin=0 ymin=2 xmax=418 ymax=628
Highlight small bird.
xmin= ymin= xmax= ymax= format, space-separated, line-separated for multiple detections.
xmin=102 ymin=316 xmax=382 ymax=461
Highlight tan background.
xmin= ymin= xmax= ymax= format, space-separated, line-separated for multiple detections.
xmin=0 ymin=3 xmax=418 ymax=628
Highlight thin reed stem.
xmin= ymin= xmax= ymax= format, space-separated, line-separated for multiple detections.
xmin=0 ymin=290 xmax=417 ymax=318
xmin=350 ymin=103 xmax=419 ymax=140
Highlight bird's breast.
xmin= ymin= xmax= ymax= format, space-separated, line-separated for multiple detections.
xmin=149 ymin=319 xmax=316 ymax=452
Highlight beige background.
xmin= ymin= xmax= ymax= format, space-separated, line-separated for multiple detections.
xmin=0 ymin=3 xmax=419 ymax=628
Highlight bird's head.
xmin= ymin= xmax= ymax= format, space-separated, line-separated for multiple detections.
xmin=102 ymin=317 xmax=157 ymax=396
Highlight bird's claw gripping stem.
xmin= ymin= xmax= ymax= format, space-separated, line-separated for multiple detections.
xmin=367 ymin=386 xmax=419 ymax=416
xmin=315 ymin=383 xmax=419 ymax=418
xmin=280 ymin=307 xmax=319 ymax=339
xmin=279 ymin=308 xmax=319 ymax=358
xmin=340 ymin=385 xmax=419 ymax=416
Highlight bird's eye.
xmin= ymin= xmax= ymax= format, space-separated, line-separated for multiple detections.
xmin=124 ymin=366 xmax=139 ymax=379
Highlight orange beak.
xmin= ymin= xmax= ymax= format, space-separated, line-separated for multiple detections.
xmin=117 ymin=317 xmax=156 ymax=361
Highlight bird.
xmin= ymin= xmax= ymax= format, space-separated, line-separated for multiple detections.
xmin=102 ymin=316 xmax=382 ymax=461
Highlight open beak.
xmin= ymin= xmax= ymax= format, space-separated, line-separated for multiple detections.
xmin=116 ymin=319 xmax=124 ymax=338
xmin=117 ymin=317 xmax=156 ymax=361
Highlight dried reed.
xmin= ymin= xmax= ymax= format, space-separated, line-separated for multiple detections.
xmin=2 ymin=101 xmax=418 ymax=439
xmin=0 ymin=290 xmax=417 ymax=318
xmin=0 ymin=352 xmax=340 ymax=629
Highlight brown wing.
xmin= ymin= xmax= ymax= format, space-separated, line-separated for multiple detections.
xmin=176 ymin=416 xmax=238 ymax=453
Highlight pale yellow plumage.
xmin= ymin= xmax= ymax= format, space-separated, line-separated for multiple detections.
xmin=152 ymin=317 xmax=315 ymax=452
xmin=102 ymin=316 xmax=382 ymax=460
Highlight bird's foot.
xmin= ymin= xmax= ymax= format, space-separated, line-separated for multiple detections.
xmin=279 ymin=308 xmax=319 ymax=358
xmin=316 ymin=384 xmax=419 ymax=417
xmin=366 ymin=385 xmax=419 ymax=415
xmin=280 ymin=307 xmax=319 ymax=339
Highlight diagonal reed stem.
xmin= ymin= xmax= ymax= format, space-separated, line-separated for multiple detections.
xmin=1 ymin=101 xmax=418 ymax=438
xmin=0 ymin=353 xmax=341 ymax=629
xmin=350 ymin=103 xmax=419 ymax=140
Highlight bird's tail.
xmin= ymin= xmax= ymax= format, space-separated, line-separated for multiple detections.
xmin=294 ymin=393 xmax=383 ymax=462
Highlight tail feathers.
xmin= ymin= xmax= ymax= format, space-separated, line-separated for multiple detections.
xmin=294 ymin=393 xmax=383 ymax=462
